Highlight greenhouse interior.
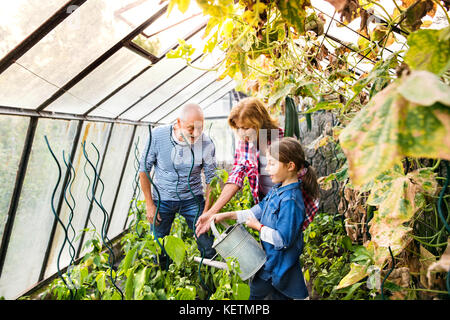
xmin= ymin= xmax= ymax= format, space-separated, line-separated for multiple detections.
xmin=0 ymin=0 xmax=449 ymax=301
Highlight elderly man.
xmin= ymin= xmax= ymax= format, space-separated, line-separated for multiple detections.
xmin=139 ymin=103 xmax=217 ymax=265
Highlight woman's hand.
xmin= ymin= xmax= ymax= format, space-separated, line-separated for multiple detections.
xmin=195 ymin=210 xmax=214 ymax=236
xmin=246 ymin=216 xmax=262 ymax=232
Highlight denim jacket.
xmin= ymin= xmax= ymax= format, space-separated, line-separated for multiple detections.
xmin=250 ymin=181 xmax=308 ymax=299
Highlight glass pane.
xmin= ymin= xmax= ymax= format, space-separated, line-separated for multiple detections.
xmin=133 ymin=2 xmax=207 ymax=57
xmin=0 ymin=0 xmax=67 ymax=60
xmin=0 ymin=118 xmax=78 ymax=300
xmin=88 ymin=31 xmax=206 ymax=118
xmin=119 ymin=52 xmax=222 ymax=121
xmin=78 ymin=124 xmax=134 ymax=257
xmin=203 ymin=92 xmax=234 ymax=119
xmin=45 ymin=48 xmax=151 ymax=115
xmin=0 ymin=0 xmax=163 ymax=110
xmin=157 ymin=77 xmax=233 ymax=124
xmin=44 ymin=121 xmax=112 ymax=278
xmin=144 ymin=71 xmax=220 ymax=123
xmin=202 ymin=82 xmax=236 ymax=113
xmin=204 ymin=118 xmax=235 ymax=164
xmin=0 ymin=116 xmax=29 ymax=241
xmin=0 ymin=63 xmax=60 ymax=109
xmin=108 ymin=125 xmax=148 ymax=239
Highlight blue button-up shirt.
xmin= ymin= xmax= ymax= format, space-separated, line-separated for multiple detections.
xmin=250 ymin=181 xmax=308 ymax=299
xmin=139 ymin=125 xmax=217 ymax=201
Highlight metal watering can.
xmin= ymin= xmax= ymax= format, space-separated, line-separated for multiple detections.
xmin=210 ymin=219 xmax=266 ymax=280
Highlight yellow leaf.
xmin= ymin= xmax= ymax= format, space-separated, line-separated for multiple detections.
xmin=222 ymin=19 xmax=234 ymax=38
xmin=304 ymin=269 xmax=310 ymax=282
xmin=318 ymin=136 xmax=330 ymax=148
xmin=421 ymin=20 xmax=433 ymax=28
xmin=168 ymin=0 xmax=191 ymax=15
xmin=336 ymin=263 xmax=368 ymax=289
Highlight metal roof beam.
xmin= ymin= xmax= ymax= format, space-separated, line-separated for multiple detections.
xmin=0 ymin=105 xmax=155 ymax=126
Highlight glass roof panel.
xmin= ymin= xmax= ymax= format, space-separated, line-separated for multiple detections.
xmin=204 ymin=95 xmax=232 ymax=120
xmin=0 ymin=63 xmax=59 ymax=109
xmin=0 ymin=0 xmax=163 ymax=110
xmin=156 ymin=77 xmax=234 ymax=124
xmin=143 ymin=71 xmax=220 ymax=123
xmin=45 ymin=48 xmax=151 ymax=115
xmin=133 ymin=2 xmax=207 ymax=57
xmin=118 ymin=50 xmax=223 ymax=121
xmin=88 ymin=30 xmax=206 ymax=118
xmin=0 ymin=0 xmax=67 ymax=60
xmin=119 ymin=67 xmax=206 ymax=121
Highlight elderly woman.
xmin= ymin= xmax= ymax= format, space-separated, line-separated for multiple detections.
xmin=195 ymin=97 xmax=319 ymax=235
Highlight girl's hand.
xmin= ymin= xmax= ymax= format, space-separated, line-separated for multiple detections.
xmin=245 ymin=216 xmax=262 ymax=232
xmin=212 ymin=212 xmax=229 ymax=224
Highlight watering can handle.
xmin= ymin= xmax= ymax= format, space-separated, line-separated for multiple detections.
xmin=210 ymin=217 xmax=230 ymax=241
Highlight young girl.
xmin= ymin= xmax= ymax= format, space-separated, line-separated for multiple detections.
xmin=213 ymin=137 xmax=319 ymax=300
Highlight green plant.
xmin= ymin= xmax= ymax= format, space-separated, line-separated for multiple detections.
xmin=33 ymin=174 xmax=256 ymax=301
xmin=301 ymin=212 xmax=377 ymax=299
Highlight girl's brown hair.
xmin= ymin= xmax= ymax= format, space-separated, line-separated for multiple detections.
xmin=268 ymin=137 xmax=320 ymax=200
xmin=228 ymin=97 xmax=279 ymax=140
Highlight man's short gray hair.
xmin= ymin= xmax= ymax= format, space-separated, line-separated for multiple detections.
xmin=178 ymin=103 xmax=204 ymax=121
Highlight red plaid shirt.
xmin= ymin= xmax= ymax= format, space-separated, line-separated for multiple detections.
xmin=227 ymin=127 xmax=319 ymax=231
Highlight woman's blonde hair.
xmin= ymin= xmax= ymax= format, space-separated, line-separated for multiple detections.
xmin=228 ymin=97 xmax=279 ymax=132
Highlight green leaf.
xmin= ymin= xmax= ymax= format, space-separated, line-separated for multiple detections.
xmin=341 ymin=236 xmax=353 ymax=251
xmin=397 ymin=70 xmax=450 ymax=106
xmin=276 ymin=0 xmax=311 ymax=35
xmin=80 ymin=267 xmax=88 ymax=284
xmin=364 ymin=168 xmax=438 ymax=266
xmin=164 ymin=235 xmax=186 ymax=266
xmin=175 ymin=286 xmax=197 ymax=300
xmin=305 ymin=101 xmax=343 ymax=113
xmin=341 ymin=282 xmax=364 ymax=300
xmin=95 ymin=272 xmax=106 ymax=295
xmin=122 ymin=246 xmax=137 ymax=272
xmin=134 ymin=267 xmax=148 ymax=295
xmin=340 ymin=75 xmax=450 ymax=187
xmin=232 ymin=282 xmax=250 ymax=300
xmin=404 ymin=28 xmax=450 ymax=76
xmin=125 ymin=268 xmax=135 ymax=300
xmin=93 ymin=255 xmax=101 ymax=268
xmin=294 ymin=82 xmax=319 ymax=101
xmin=155 ymin=288 xmax=167 ymax=300
xmin=268 ymin=83 xmax=296 ymax=106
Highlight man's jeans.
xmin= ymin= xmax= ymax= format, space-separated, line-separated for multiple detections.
xmin=152 ymin=195 xmax=216 ymax=260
